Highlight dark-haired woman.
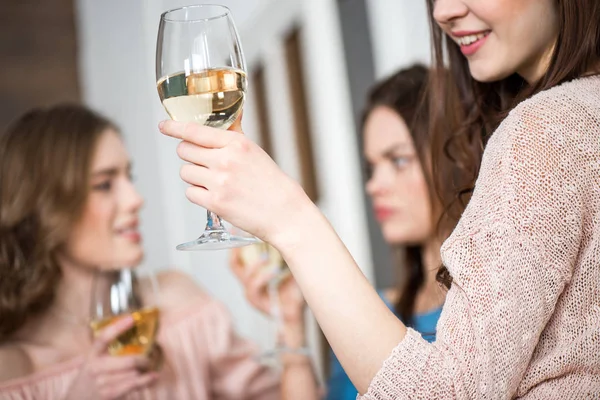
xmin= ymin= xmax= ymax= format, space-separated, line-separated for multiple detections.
xmin=161 ymin=0 xmax=600 ymax=396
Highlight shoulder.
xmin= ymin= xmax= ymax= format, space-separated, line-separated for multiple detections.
xmin=487 ymin=77 xmax=600 ymax=176
xmin=381 ymin=288 xmax=400 ymax=307
xmin=0 ymin=344 xmax=34 ymax=383
xmin=154 ymin=269 xmax=212 ymax=313
xmin=514 ymin=75 xmax=600 ymax=113
xmin=502 ymin=76 xmax=600 ymax=145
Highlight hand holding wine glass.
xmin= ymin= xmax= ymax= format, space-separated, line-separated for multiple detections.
xmin=64 ymin=316 xmax=159 ymax=400
xmin=231 ymin=246 xmax=305 ymax=327
xmin=90 ymin=269 xmax=160 ymax=359
xmin=232 ymin=243 xmax=308 ymax=367
xmin=159 ymin=119 xmax=319 ymax=250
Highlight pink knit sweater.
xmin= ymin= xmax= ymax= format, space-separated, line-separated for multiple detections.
xmin=361 ymin=76 xmax=600 ymax=399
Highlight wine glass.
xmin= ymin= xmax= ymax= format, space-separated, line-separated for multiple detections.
xmin=156 ymin=4 xmax=258 ymax=251
xmin=90 ymin=268 xmax=160 ymax=358
xmin=240 ymin=243 xmax=309 ymax=368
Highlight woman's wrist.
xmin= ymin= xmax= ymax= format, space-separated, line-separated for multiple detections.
xmin=282 ymin=318 xmax=307 ymax=349
xmin=270 ymin=192 xmax=326 ymax=257
xmin=280 ymin=321 xmax=312 ymax=369
xmin=280 ymin=350 xmax=312 ymax=368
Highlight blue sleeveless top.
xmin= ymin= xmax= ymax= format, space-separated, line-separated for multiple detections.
xmin=325 ymin=292 xmax=442 ymax=400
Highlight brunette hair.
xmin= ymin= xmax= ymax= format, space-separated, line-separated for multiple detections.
xmin=362 ymin=65 xmax=445 ymax=325
xmin=0 ymin=104 xmax=117 ymax=340
xmin=425 ymin=0 xmax=600 ymax=287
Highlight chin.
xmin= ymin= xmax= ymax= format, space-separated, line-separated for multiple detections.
xmin=468 ymin=59 xmax=513 ymax=83
xmin=383 ymin=231 xmax=418 ymax=246
xmin=383 ymin=225 xmax=431 ymax=247
xmin=128 ymin=252 xmax=145 ymax=267
xmin=118 ymin=247 xmax=145 ymax=268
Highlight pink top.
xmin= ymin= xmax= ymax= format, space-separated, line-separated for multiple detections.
xmin=0 ymin=297 xmax=280 ymax=400
xmin=361 ymin=76 xmax=600 ymax=398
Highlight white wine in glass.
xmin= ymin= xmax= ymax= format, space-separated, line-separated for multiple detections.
xmin=90 ymin=269 xmax=160 ymax=357
xmin=156 ymin=4 xmax=258 ymax=251
xmin=157 ymin=68 xmax=247 ymax=128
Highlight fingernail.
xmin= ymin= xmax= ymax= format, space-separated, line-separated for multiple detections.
xmin=158 ymin=120 xmax=165 ymax=130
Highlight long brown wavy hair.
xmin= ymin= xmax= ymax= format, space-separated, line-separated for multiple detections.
xmin=0 ymin=104 xmax=117 ymax=340
xmin=362 ymin=65 xmax=449 ymax=325
xmin=425 ymin=0 xmax=600 ymax=287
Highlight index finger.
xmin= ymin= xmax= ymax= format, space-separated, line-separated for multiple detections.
xmin=92 ymin=315 xmax=135 ymax=356
xmin=91 ymin=355 xmax=151 ymax=375
xmin=159 ymin=120 xmax=237 ymax=148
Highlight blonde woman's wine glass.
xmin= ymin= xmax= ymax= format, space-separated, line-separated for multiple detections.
xmin=90 ymin=268 xmax=160 ymax=358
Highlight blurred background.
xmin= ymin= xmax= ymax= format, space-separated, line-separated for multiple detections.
xmin=0 ymin=0 xmax=430 ymax=377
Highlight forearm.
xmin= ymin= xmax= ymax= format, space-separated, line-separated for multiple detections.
xmin=273 ymin=202 xmax=406 ymax=394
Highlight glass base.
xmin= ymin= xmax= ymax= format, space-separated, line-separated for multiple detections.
xmin=176 ymin=230 xmax=259 ymax=251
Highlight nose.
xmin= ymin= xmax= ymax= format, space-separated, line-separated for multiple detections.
xmin=433 ymin=0 xmax=469 ymax=26
xmin=122 ymin=179 xmax=144 ymax=213
xmin=365 ymin=164 xmax=393 ymax=198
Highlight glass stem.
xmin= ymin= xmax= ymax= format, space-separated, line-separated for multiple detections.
xmin=205 ymin=210 xmax=226 ymax=232
xmin=268 ymin=274 xmax=284 ymax=349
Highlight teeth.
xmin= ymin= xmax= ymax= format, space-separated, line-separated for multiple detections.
xmin=457 ymin=32 xmax=487 ymax=46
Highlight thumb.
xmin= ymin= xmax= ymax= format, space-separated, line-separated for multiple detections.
xmin=228 ymin=112 xmax=244 ymax=133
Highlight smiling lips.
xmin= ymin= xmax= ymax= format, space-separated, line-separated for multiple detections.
xmin=115 ymin=221 xmax=141 ymax=243
xmin=452 ymin=30 xmax=491 ymax=56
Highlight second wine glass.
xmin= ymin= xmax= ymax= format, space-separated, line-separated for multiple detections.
xmin=240 ymin=243 xmax=309 ymax=368
xmin=90 ymin=268 xmax=160 ymax=358
xmin=156 ymin=4 xmax=258 ymax=251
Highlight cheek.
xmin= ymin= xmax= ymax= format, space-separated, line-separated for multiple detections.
xmin=402 ymin=173 xmax=433 ymax=230
xmin=381 ymin=169 xmax=433 ymax=244
xmin=474 ymin=0 xmax=524 ymax=26
xmin=465 ymin=1 xmax=542 ymax=81
xmin=484 ymin=1 xmax=553 ymax=56
xmin=64 ymin=198 xmax=118 ymax=268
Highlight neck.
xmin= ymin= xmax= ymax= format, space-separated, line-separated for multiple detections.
xmin=11 ymin=256 xmax=95 ymax=352
xmin=583 ymin=60 xmax=600 ymax=77
xmin=519 ymin=40 xmax=557 ymax=85
xmin=421 ymin=236 xmax=443 ymax=288
xmin=52 ymin=256 xmax=95 ymax=324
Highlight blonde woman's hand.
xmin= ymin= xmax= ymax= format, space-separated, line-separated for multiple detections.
xmin=64 ymin=316 xmax=158 ymax=400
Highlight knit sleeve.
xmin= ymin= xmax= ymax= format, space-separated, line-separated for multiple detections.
xmin=359 ymin=90 xmax=592 ymax=399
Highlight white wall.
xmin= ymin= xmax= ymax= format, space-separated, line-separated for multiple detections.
xmin=76 ymin=0 xmax=372 ymax=374
xmin=365 ymin=0 xmax=431 ymax=78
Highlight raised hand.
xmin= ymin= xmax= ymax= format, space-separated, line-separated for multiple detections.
xmin=230 ymin=248 xmax=305 ymax=325
xmin=158 ymin=119 xmax=318 ymax=248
